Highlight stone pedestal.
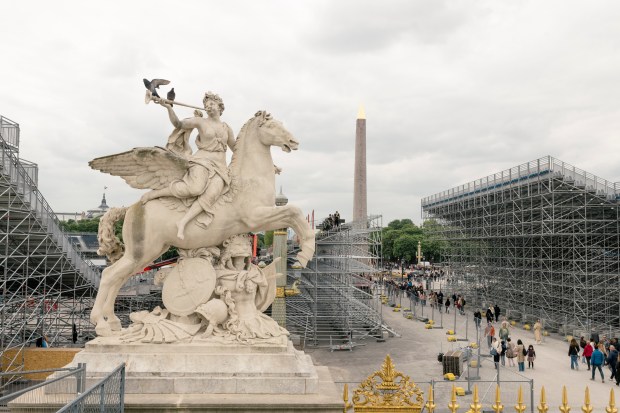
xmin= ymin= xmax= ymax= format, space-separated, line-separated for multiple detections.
xmin=9 ymin=336 xmax=343 ymax=412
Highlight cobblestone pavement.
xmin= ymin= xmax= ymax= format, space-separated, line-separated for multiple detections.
xmin=309 ymin=286 xmax=617 ymax=411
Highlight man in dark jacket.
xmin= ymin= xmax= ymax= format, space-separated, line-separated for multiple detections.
xmin=473 ymin=310 xmax=482 ymax=330
xmin=493 ymin=304 xmax=500 ymax=322
xmin=607 ymin=345 xmax=619 ymax=382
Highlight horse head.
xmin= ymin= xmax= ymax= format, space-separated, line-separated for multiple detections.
xmin=254 ymin=110 xmax=299 ymax=153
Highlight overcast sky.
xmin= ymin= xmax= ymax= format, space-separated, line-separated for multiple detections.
xmin=2 ymin=1 xmax=619 ymax=226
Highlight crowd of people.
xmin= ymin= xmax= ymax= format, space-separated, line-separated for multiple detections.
xmin=382 ymin=270 xmax=620 ymax=386
xmin=321 ymin=211 xmax=341 ymax=231
xmin=569 ymin=335 xmax=620 ymax=385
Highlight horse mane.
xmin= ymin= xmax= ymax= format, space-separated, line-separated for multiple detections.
xmin=229 ymin=110 xmax=271 ymax=172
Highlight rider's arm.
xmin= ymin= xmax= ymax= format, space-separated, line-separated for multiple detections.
xmin=160 ymin=101 xmax=201 ymax=129
xmin=225 ymin=123 xmax=236 ymax=151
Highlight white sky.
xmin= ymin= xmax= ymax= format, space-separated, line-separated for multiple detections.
xmin=1 ymin=1 xmax=619 ymax=225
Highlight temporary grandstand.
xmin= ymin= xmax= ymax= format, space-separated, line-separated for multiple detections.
xmin=285 ymin=215 xmax=386 ymax=346
xmin=422 ymin=156 xmax=620 ymax=337
xmin=0 ymin=116 xmax=100 ymax=373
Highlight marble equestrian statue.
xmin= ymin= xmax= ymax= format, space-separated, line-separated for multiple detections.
xmin=88 ymin=89 xmax=315 ymax=337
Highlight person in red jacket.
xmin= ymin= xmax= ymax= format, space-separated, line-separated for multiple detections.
xmin=583 ymin=339 xmax=594 ymax=371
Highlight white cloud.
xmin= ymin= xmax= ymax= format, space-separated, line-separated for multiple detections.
xmin=1 ymin=0 xmax=619 ymax=228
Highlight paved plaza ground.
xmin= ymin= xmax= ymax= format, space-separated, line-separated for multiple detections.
xmin=309 ymin=285 xmax=617 ymax=411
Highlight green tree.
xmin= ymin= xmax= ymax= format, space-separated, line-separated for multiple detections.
xmin=59 ymin=218 xmax=100 ymax=233
xmin=263 ymin=230 xmax=274 ymax=247
xmin=393 ymin=234 xmax=422 ymax=262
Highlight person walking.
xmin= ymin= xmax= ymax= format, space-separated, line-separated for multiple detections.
xmin=499 ymin=323 xmax=510 ymax=342
xmin=506 ymin=338 xmax=516 ymax=367
xmin=533 ymin=319 xmax=542 ymax=344
xmin=484 ymin=322 xmax=495 ymax=349
xmin=491 ymin=337 xmax=501 ymax=369
xmin=516 ymin=339 xmax=526 ymax=372
xmin=494 ymin=304 xmax=501 ymax=322
xmin=580 ymin=336 xmax=588 ymax=365
xmin=569 ymin=338 xmax=580 ymax=370
xmin=583 ymin=339 xmax=594 ymax=371
xmin=473 ymin=310 xmax=482 ymax=330
xmin=607 ymin=345 xmax=618 ymax=382
xmin=527 ymin=344 xmax=536 ymax=369
xmin=445 ymin=298 xmax=450 ymax=313
xmin=500 ymin=339 xmax=507 ymax=367
xmin=486 ymin=306 xmax=494 ymax=324
xmin=591 ymin=344 xmax=605 ymax=382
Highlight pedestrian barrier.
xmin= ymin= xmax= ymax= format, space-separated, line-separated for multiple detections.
xmin=57 ymin=363 xmax=125 ymax=413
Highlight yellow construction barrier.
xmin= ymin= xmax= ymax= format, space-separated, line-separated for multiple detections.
xmin=393 ymin=308 xmax=401 ymax=312
xmin=455 ymin=387 xmax=466 ymax=396
xmin=425 ymin=324 xmax=433 ymax=329
xmin=406 ymin=314 xmax=413 ymax=319
xmin=447 ymin=335 xmax=457 ymax=342
xmin=510 ymin=320 xmax=516 ymax=326
xmin=523 ymin=324 xmax=531 ymax=330
xmin=470 ymin=360 xmax=478 ymax=368
xmin=427 ymin=320 xmax=435 ymax=325
xmin=446 ymin=330 xmax=455 ymax=335
xmin=444 ymin=373 xmax=456 ymax=381
xmin=469 ymin=342 xmax=478 ymax=349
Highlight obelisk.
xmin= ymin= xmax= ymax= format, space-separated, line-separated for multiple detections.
xmin=353 ymin=105 xmax=367 ymax=225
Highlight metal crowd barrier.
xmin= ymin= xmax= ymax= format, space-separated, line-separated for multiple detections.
xmin=58 ymin=363 xmax=125 ymax=413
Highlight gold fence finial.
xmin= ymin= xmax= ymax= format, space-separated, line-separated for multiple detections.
xmin=448 ymin=384 xmax=460 ymax=413
xmin=426 ymin=384 xmax=436 ymax=413
xmin=470 ymin=384 xmax=482 ymax=413
xmin=350 ymin=354 xmax=424 ymax=411
xmin=343 ymin=383 xmax=352 ymax=412
xmin=582 ymin=386 xmax=593 ymax=413
xmin=559 ymin=386 xmax=571 ymax=413
xmin=492 ymin=385 xmax=503 ymax=413
xmin=537 ymin=386 xmax=549 ymax=413
xmin=514 ymin=385 xmax=527 ymax=413
xmin=607 ymin=388 xmax=618 ymax=413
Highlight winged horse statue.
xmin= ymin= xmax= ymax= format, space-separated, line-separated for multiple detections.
xmin=88 ymin=110 xmax=315 ymax=336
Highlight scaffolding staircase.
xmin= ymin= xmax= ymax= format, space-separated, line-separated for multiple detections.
xmin=1 ymin=116 xmax=100 ymax=373
xmin=286 ymin=215 xmax=388 ymax=346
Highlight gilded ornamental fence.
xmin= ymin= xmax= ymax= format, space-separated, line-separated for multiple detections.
xmin=342 ymin=355 xmax=618 ymax=413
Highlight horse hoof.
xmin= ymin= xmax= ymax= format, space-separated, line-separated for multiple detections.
xmin=95 ymin=322 xmax=113 ymax=337
xmin=295 ymin=253 xmax=309 ymax=268
xmin=108 ymin=318 xmax=122 ymax=331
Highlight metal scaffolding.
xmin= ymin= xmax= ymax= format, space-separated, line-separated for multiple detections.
xmin=0 ymin=116 xmax=100 ymax=374
xmin=422 ymin=156 xmax=620 ymax=337
xmin=285 ymin=215 xmax=386 ymax=346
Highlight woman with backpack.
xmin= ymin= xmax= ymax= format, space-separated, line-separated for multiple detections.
xmin=506 ymin=338 xmax=516 ymax=367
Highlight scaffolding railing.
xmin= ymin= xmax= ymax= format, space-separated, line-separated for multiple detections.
xmin=422 ymin=156 xmax=620 ymax=337
xmin=422 ymin=155 xmax=620 ymax=208
xmin=0 ymin=134 xmax=101 ymax=287
xmin=1 ymin=116 xmax=100 ymax=374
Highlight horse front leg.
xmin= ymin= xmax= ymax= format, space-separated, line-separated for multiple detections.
xmin=100 ymin=244 xmax=170 ymax=333
xmin=245 ymin=205 xmax=315 ymax=266
xmin=91 ymin=256 xmax=141 ymax=336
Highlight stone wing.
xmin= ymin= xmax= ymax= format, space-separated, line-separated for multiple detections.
xmin=89 ymin=146 xmax=188 ymax=190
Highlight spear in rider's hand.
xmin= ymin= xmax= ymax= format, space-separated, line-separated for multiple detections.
xmin=144 ymin=89 xmax=204 ymax=112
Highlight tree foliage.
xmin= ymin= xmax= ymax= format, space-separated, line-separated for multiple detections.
xmin=381 ymin=219 xmax=445 ymax=263
xmin=263 ymin=231 xmax=274 ymax=247
xmin=59 ymin=218 xmax=100 ymax=233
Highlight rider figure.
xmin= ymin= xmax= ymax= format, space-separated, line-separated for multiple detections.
xmin=140 ymin=92 xmax=235 ymax=239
